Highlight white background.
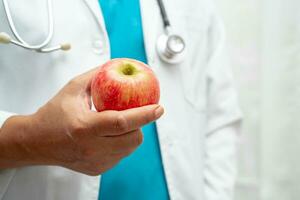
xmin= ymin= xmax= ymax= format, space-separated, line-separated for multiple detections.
xmin=215 ymin=0 xmax=300 ymax=199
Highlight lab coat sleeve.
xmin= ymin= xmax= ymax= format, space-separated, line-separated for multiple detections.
xmin=0 ymin=111 xmax=17 ymax=200
xmin=204 ymin=13 xmax=242 ymax=200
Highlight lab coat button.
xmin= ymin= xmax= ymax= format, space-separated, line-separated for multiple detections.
xmin=93 ymin=40 xmax=104 ymax=55
xmin=93 ymin=40 xmax=103 ymax=49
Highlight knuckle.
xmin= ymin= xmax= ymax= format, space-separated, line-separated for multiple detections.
xmin=85 ymin=168 xmax=101 ymax=176
xmin=86 ymin=172 xmax=99 ymax=176
xmin=83 ymin=163 xmax=102 ymax=176
xmin=70 ymin=123 xmax=84 ymax=136
xmin=69 ymin=119 xmax=87 ymax=136
xmin=90 ymin=169 xmax=103 ymax=176
xmin=67 ymin=77 xmax=83 ymax=91
xmin=68 ymin=78 xmax=79 ymax=87
xmin=116 ymin=148 xmax=135 ymax=158
xmin=78 ymin=141 xmax=103 ymax=162
xmin=142 ymin=111 xmax=153 ymax=124
xmin=122 ymin=150 xmax=132 ymax=158
xmin=131 ymin=130 xmax=143 ymax=148
xmin=113 ymin=113 xmax=128 ymax=132
xmin=137 ymin=131 xmax=144 ymax=146
xmin=84 ymin=159 xmax=119 ymax=176
xmin=81 ymin=146 xmax=96 ymax=160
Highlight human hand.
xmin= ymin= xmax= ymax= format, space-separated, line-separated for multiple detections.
xmin=0 ymin=68 xmax=164 ymax=175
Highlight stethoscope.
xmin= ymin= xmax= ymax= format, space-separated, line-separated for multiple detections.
xmin=0 ymin=0 xmax=71 ymax=53
xmin=156 ymin=0 xmax=186 ymax=64
xmin=0 ymin=0 xmax=186 ymax=64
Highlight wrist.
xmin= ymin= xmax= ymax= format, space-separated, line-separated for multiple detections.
xmin=0 ymin=114 xmax=38 ymax=169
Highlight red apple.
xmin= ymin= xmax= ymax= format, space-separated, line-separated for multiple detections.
xmin=91 ymin=58 xmax=160 ymax=111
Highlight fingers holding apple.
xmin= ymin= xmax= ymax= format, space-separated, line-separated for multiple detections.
xmin=106 ymin=129 xmax=144 ymax=156
xmin=87 ymin=104 xmax=164 ymax=137
xmin=0 ymin=59 xmax=163 ymax=175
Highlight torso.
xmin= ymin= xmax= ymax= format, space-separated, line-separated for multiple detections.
xmin=0 ymin=0 xmax=215 ymax=199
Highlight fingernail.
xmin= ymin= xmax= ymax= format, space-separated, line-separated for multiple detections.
xmin=154 ymin=106 xmax=164 ymax=118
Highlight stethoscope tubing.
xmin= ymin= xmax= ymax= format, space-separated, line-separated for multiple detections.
xmin=2 ymin=0 xmax=54 ymax=50
xmin=156 ymin=0 xmax=170 ymax=28
xmin=155 ymin=0 xmax=186 ymax=64
xmin=1 ymin=0 xmax=184 ymax=60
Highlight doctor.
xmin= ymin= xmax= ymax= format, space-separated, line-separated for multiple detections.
xmin=0 ymin=0 xmax=241 ymax=200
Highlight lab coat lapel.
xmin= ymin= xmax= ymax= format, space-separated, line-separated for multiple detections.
xmin=140 ymin=1 xmax=178 ymax=199
xmin=140 ymin=0 xmax=162 ymax=64
xmin=82 ymin=0 xmax=106 ymax=31
xmin=82 ymin=0 xmax=111 ymax=58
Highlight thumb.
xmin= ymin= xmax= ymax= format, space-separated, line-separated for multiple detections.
xmin=64 ymin=67 xmax=101 ymax=109
xmin=73 ymin=67 xmax=101 ymax=91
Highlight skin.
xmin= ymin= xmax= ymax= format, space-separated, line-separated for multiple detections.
xmin=0 ymin=67 xmax=164 ymax=176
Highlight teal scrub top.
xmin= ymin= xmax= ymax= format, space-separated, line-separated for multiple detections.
xmin=98 ymin=0 xmax=170 ymax=200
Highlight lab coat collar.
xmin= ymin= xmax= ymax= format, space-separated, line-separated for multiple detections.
xmin=140 ymin=1 xmax=178 ymax=199
xmin=82 ymin=0 xmax=105 ymax=29
xmin=82 ymin=0 xmax=160 ymax=63
xmin=82 ymin=0 xmax=111 ymax=59
xmin=140 ymin=0 xmax=162 ymax=64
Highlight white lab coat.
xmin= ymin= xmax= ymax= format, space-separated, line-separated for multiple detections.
xmin=0 ymin=0 xmax=242 ymax=199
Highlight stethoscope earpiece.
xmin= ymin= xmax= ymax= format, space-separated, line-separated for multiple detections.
xmin=0 ymin=32 xmax=11 ymax=44
xmin=1 ymin=0 xmax=69 ymax=53
xmin=60 ymin=43 xmax=72 ymax=51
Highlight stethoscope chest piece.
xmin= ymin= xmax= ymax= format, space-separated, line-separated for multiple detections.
xmin=156 ymin=33 xmax=186 ymax=64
